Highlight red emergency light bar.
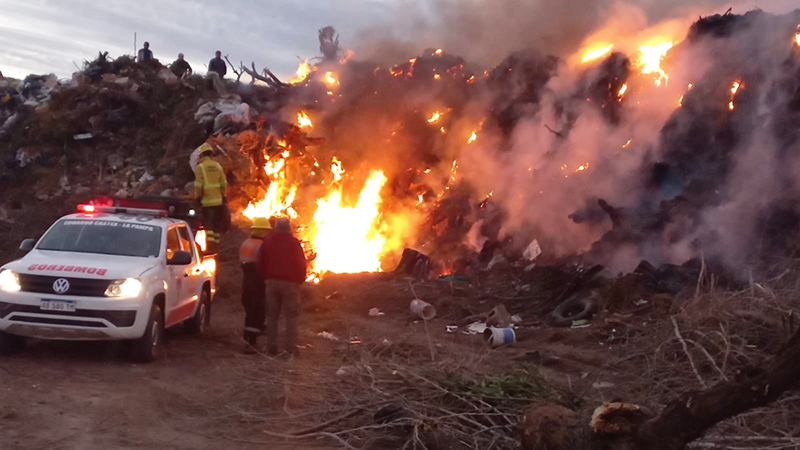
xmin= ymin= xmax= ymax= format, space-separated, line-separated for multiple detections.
xmin=77 ymin=204 xmax=167 ymax=217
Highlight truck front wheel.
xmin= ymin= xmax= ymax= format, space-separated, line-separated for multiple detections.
xmin=185 ymin=289 xmax=210 ymax=336
xmin=132 ymin=303 xmax=164 ymax=363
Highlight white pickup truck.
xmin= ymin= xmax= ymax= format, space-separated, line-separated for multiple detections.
xmin=0 ymin=203 xmax=216 ymax=362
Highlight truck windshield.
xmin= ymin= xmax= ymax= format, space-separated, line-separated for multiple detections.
xmin=36 ymin=219 xmax=161 ymax=258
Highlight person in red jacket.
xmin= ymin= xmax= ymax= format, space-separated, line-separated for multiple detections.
xmin=256 ymin=217 xmax=307 ymax=356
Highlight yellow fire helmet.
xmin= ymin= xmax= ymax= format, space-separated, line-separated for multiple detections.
xmin=198 ymin=143 xmax=214 ymax=156
xmin=251 ymin=217 xmax=272 ymax=230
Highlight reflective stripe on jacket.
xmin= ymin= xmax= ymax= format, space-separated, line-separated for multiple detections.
xmin=195 ymin=156 xmax=227 ymax=207
xmin=239 ymin=237 xmax=263 ymax=264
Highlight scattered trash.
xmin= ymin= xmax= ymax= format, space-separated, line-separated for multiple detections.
xmin=523 ymin=239 xmax=542 ymax=260
xmin=158 ymin=68 xmax=179 ymax=84
xmin=633 ymin=299 xmax=649 ymax=306
xmin=368 ymin=308 xmax=384 ymax=317
xmin=336 ymin=366 xmax=350 ymax=376
xmin=325 ymin=291 xmax=340 ymax=300
xmin=571 ymin=319 xmax=591 ymax=328
xmin=511 ymin=314 xmax=522 ymax=323
xmin=438 ymin=274 xmax=469 ymax=283
xmin=139 ymin=172 xmax=155 ymax=183
xmin=484 ymin=327 xmax=516 ymax=348
xmin=464 ymin=321 xmax=487 ymax=335
xmin=487 ymin=254 xmax=508 ymax=270
xmin=410 ymin=299 xmax=436 ymax=320
xmin=487 ymin=304 xmax=513 ymax=328
xmin=381 ymin=339 xmax=391 ymax=345
xmin=73 ymin=133 xmax=93 ymax=140
xmin=393 ymin=248 xmax=432 ymax=280
xmin=592 ymin=381 xmax=615 ymax=389
xmin=446 ymin=325 xmax=458 ymax=333
xmin=317 ymin=331 xmax=339 ymax=341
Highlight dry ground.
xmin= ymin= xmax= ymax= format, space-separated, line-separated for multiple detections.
xmin=0 ymin=266 xmax=618 ymax=450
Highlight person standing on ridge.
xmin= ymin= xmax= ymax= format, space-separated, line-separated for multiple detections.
xmin=137 ymin=42 xmax=153 ymax=63
xmin=239 ymin=217 xmax=271 ymax=353
xmin=256 ymin=218 xmax=307 ymax=357
xmin=194 ymin=143 xmax=227 ymax=253
xmin=170 ymin=53 xmax=192 ymax=78
xmin=208 ymin=51 xmax=227 ymax=78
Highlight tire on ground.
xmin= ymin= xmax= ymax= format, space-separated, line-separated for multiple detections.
xmin=132 ymin=302 xmax=164 ymax=363
xmin=185 ymin=288 xmax=210 ymax=335
xmin=549 ymin=296 xmax=597 ymax=327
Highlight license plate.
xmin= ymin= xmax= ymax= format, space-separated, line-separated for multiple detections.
xmin=40 ymin=299 xmax=76 ymax=312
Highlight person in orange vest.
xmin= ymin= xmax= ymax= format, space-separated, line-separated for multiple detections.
xmin=239 ymin=217 xmax=272 ymax=352
xmin=194 ymin=143 xmax=228 ymax=253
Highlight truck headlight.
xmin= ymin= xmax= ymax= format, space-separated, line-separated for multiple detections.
xmin=0 ymin=270 xmax=21 ymax=293
xmin=105 ymin=278 xmax=142 ymax=298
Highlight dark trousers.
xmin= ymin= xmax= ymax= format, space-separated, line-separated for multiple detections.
xmin=202 ymin=205 xmax=224 ymax=251
xmin=265 ymin=279 xmax=300 ymax=354
xmin=241 ymin=264 xmax=266 ymax=343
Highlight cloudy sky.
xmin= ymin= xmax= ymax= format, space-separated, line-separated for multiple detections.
xmin=0 ymin=0 xmax=796 ymax=80
xmin=0 ymin=0 xmax=414 ymax=80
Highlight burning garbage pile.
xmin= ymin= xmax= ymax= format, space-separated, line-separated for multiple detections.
xmin=220 ymin=9 xmax=800 ymax=283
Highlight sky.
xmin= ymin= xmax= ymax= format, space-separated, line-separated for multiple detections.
xmin=0 ymin=0 xmax=796 ymax=80
xmin=0 ymin=0 xmax=407 ymax=80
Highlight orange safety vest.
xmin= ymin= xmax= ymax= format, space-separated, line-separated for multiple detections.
xmin=239 ymin=238 xmax=263 ymax=264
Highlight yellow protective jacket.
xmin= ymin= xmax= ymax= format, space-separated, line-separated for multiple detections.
xmin=195 ymin=156 xmax=227 ymax=207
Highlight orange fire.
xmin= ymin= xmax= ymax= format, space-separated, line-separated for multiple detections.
xmin=433 ymin=73 xmax=442 ymax=80
xmin=729 ymin=80 xmax=742 ymax=110
xmin=297 ymin=111 xmax=313 ymax=128
xmin=305 ymin=171 xmax=389 ymax=274
xmin=581 ymin=44 xmax=614 ymax=63
xmin=637 ymin=42 xmax=673 ymax=86
xmin=575 ymin=162 xmax=590 ymax=172
xmin=427 ymin=111 xmax=442 ymax=123
xmin=467 ymin=131 xmax=478 ymax=144
xmin=243 ymin=153 xmax=298 ymax=220
xmin=618 ymin=83 xmax=628 ymax=101
xmin=622 ymin=139 xmax=632 ymax=148
xmin=340 ymin=49 xmax=355 ymax=64
xmin=288 ymin=59 xmax=316 ymax=84
xmin=466 ymin=75 xmax=476 ymax=84
xmin=434 ymin=48 xmax=443 ymax=56
xmin=795 ymin=25 xmax=800 ymax=47
xmin=440 ymin=126 xmax=446 ymax=133
xmin=324 ymin=71 xmax=339 ymax=85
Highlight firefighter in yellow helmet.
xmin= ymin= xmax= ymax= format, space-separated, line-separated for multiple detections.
xmin=239 ymin=217 xmax=272 ymax=352
xmin=194 ymin=143 xmax=228 ymax=252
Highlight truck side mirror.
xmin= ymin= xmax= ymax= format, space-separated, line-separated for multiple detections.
xmin=167 ymin=250 xmax=192 ymax=266
xmin=19 ymin=239 xmax=36 ymax=251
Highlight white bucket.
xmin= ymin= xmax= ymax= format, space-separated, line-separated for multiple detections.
xmin=410 ymin=299 xmax=436 ymax=320
xmin=484 ymin=327 xmax=516 ymax=348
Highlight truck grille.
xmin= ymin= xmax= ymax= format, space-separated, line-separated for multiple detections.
xmin=18 ymin=274 xmax=110 ymax=297
xmin=0 ymin=301 xmax=136 ymax=327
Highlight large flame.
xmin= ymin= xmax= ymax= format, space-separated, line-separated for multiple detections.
xmin=795 ymin=25 xmax=800 ymax=47
xmin=287 ymin=59 xmax=316 ymax=85
xmin=636 ymin=42 xmax=673 ymax=86
xmin=243 ymin=152 xmax=298 ymax=220
xmin=306 ymin=171 xmax=388 ymax=274
xmin=581 ymin=44 xmax=615 ymax=63
xmin=297 ymin=111 xmax=313 ymax=128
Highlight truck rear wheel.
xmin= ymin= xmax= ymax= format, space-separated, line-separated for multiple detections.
xmin=0 ymin=331 xmax=25 ymax=356
xmin=132 ymin=303 xmax=164 ymax=363
xmin=185 ymin=289 xmax=210 ymax=336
